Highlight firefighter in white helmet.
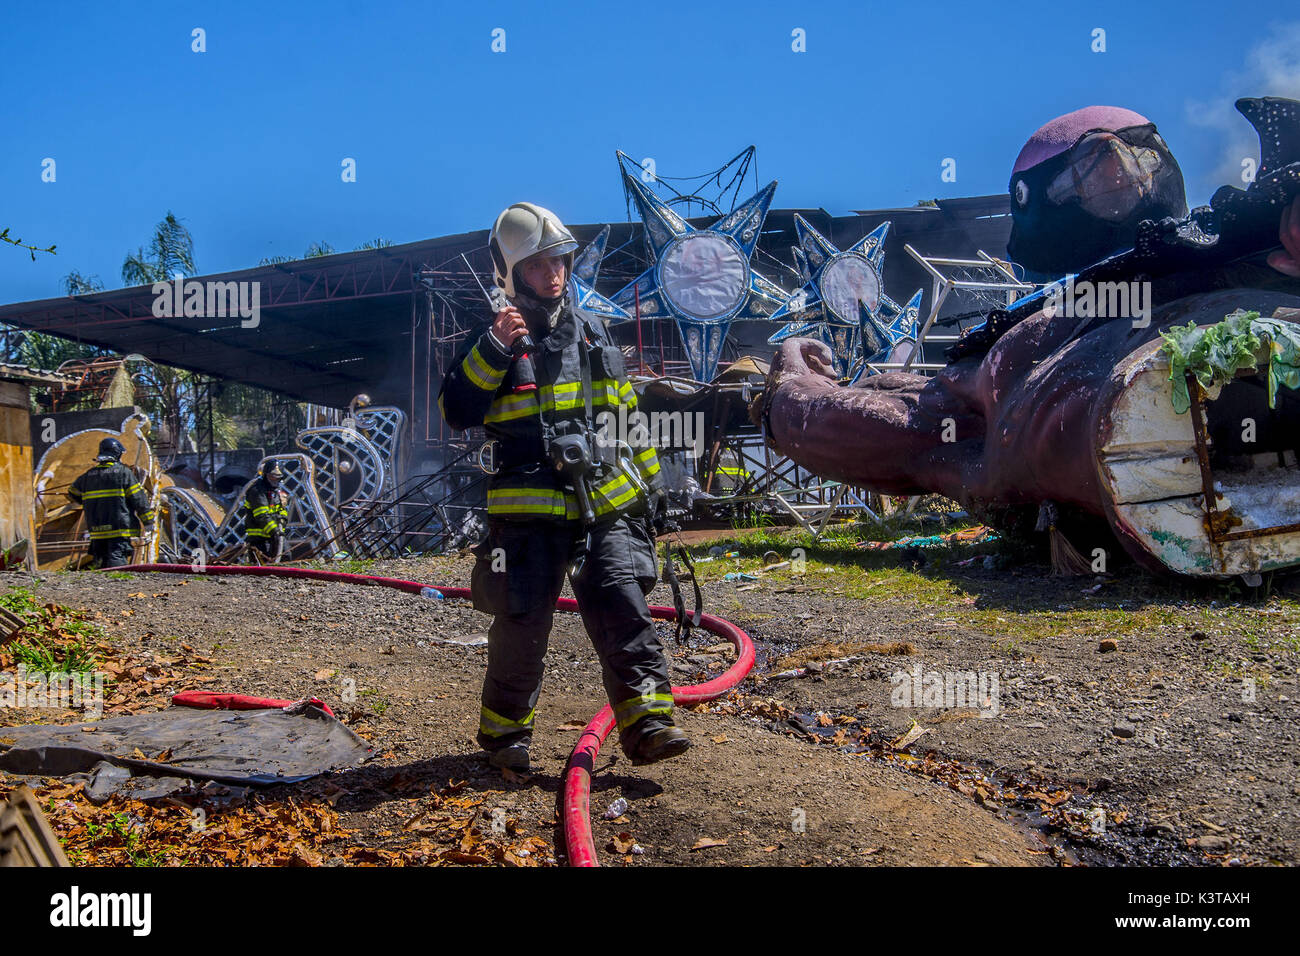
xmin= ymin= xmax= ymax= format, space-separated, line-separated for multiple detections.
xmin=439 ymin=202 xmax=682 ymax=775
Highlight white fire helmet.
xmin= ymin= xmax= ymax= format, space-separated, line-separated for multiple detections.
xmin=489 ymin=202 xmax=579 ymax=299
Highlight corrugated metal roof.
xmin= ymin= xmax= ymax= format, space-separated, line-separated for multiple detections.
xmin=0 ymin=197 xmax=1013 ymax=407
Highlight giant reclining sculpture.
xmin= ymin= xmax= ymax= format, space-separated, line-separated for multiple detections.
xmin=759 ymin=98 xmax=1300 ymax=579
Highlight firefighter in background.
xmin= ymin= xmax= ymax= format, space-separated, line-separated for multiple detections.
xmin=438 ymin=202 xmax=686 ymax=775
xmin=242 ymin=463 xmax=290 ymax=563
xmin=67 ymin=437 xmax=154 ymax=569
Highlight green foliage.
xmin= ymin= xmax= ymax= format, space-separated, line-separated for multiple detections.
xmin=2 ymin=328 xmax=104 ymax=371
xmin=63 ymin=270 xmax=104 ymax=295
xmin=0 ymin=584 xmax=42 ymax=621
xmin=9 ymin=635 xmax=96 ymax=673
xmin=1160 ymin=309 xmax=1300 ymax=413
xmin=728 ymin=504 xmax=774 ymax=531
xmin=121 ymin=212 xmax=196 ymax=286
xmin=354 ymin=238 xmax=395 ymax=250
xmin=1 ymin=226 xmax=56 ymax=260
xmin=313 ymin=556 xmax=376 ymax=575
xmin=1 ymin=586 xmax=101 ymax=673
xmin=81 ymin=812 xmax=166 ymax=867
xmin=304 ymin=241 xmax=335 ymax=258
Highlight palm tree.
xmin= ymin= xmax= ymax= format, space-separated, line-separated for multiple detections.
xmin=121 ymin=212 xmax=196 ymax=285
xmin=63 ymin=270 xmax=104 ymax=295
xmin=0 ymin=328 xmax=103 ymax=377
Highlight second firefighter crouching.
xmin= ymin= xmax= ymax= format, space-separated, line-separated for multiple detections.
xmin=241 ymin=463 xmax=290 ymax=563
xmin=438 ymin=201 xmax=685 ymax=775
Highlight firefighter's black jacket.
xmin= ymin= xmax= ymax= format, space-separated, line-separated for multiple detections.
xmin=437 ymin=303 xmax=663 ymax=522
xmin=68 ymin=460 xmax=154 ymax=541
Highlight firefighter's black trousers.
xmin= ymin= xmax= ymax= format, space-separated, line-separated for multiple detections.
xmin=90 ymin=538 xmax=135 ymax=569
xmin=470 ymin=515 xmax=674 ymax=754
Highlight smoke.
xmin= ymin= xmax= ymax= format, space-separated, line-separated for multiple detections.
xmin=1187 ymin=22 xmax=1300 ymax=190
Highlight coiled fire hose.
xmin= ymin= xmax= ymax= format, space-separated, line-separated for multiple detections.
xmin=120 ymin=563 xmax=754 ymax=867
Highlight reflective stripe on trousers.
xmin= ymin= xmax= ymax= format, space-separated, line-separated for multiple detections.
xmin=613 ymin=693 xmax=674 ymax=732
xmin=479 ymin=704 xmax=536 ymax=738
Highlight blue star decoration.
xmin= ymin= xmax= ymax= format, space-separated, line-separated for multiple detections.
xmin=611 ymin=172 xmax=788 ymax=383
xmin=767 ymin=215 xmax=923 ymax=381
xmin=570 ymin=224 xmax=631 ymax=323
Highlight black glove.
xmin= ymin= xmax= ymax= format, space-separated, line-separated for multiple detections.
xmin=651 ymin=492 xmax=674 ymax=537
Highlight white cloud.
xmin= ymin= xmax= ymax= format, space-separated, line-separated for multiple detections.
xmin=1187 ymin=22 xmax=1300 ymax=188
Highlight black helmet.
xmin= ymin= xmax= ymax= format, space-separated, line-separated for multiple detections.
xmin=261 ymin=462 xmax=284 ymax=480
xmin=97 ymin=437 xmax=125 ymax=461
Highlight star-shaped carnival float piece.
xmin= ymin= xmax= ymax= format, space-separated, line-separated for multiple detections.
xmin=611 ymin=172 xmax=788 ymax=383
xmin=569 ymin=225 xmax=631 ymax=323
xmin=767 ymin=215 xmax=922 ymax=380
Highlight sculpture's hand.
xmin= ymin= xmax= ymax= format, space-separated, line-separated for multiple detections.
xmin=1267 ymin=197 xmax=1300 ymax=278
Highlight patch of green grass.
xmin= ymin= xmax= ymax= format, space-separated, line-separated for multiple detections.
xmin=9 ymin=635 xmax=97 ymax=673
xmin=359 ymin=687 xmax=389 ymax=715
xmin=675 ymin=525 xmax=1300 ymax=649
xmin=1 ymin=586 xmax=101 ymax=673
xmin=1206 ymin=657 xmax=1274 ymax=685
xmin=104 ymin=571 xmax=135 ymax=580
xmin=0 ymin=584 xmax=42 ymax=621
xmin=313 ymin=557 xmax=376 ymax=575
xmin=80 ymin=812 xmax=167 ymax=867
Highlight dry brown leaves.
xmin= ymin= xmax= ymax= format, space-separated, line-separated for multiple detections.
xmin=690 ymin=837 xmax=727 ymax=851
xmin=0 ymin=776 xmax=555 ymax=868
xmin=393 ymin=780 xmax=553 ymax=866
xmin=1 ymin=597 xmax=220 ymax=720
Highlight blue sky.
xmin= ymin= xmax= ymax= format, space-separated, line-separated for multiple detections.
xmin=3 ymin=0 xmax=1297 ymax=302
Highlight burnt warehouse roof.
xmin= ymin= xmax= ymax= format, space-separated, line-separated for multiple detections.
xmin=0 ymin=195 xmax=1011 ymax=409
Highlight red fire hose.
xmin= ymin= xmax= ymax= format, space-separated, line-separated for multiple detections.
xmin=561 ymin=604 xmax=754 ymax=866
xmin=120 ymin=562 xmax=754 ymax=866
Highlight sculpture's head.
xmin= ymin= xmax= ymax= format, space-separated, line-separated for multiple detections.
xmin=1007 ymin=105 xmax=1188 ymax=279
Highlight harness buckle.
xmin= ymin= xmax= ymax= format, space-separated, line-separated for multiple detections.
xmin=476 ymin=440 xmax=501 ymax=475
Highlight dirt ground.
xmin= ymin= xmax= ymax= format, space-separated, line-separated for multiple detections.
xmin=3 ymin=528 xmax=1297 ymax=867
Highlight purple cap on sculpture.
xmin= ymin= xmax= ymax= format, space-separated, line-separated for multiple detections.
xmin=1011 ymin=106 xmax=1152 ymax=174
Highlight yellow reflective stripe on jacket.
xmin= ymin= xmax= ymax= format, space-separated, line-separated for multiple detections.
xmin=485 ymin=391 xmax=540 ymax=423
xmin=479 ymin=704 xmax=536 ymax=738
xmin=613 ymin=693 xmax=674 ymax=731
xmin=537 ymin=378 xmax=627 ymax=414
xmin=463 ymin=343 xmax=506 ymax=392
xmin=486 ymin=487 xmax=579 ymax=518
xmin=632 ymin=445 xmax=661 ymax=477
xmin=538 ymin=381 xmax=582 ymax=413
xmin=89 ymin=527 xmax=134 ymax=540
xmin=590 ymin=469 xmax=641 ymax=516
xmin=80 ymin=488 xmax=129 ymax=500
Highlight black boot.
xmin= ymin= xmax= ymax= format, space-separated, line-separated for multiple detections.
xmin=625 ymin=723 xmax=690 ymax=766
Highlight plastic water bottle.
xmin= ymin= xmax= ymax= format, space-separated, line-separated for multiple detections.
xmin=420 ymin=587 xmax=444 ymax=600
